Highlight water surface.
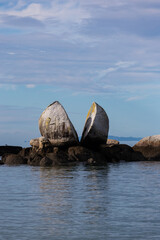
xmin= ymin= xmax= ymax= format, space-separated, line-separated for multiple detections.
xmin=0 ymin=162 xmax=160 ymax=239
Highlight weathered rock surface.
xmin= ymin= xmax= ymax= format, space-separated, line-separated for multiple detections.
xmin=133 ymin=135 xmax=160 ymax=159
xmin=30 ymin=137 xmax=52 ymax=149
xmin=38 ymin=101 xmax=79 ymax=146
xmin=107 ymin=139 xmax=119 ymax=145
xmin=1 ymin=143 xmax=146 ymax=166
xmin=68 ymin=146 xmax=93 ymax=162
xmin=81 ymin=102 xmax=109 ymax=146
xmin=100 ymin=144 xmax=146 ymax=162
xmin=3 ymin=154 xmax=27 ymax=165
xmin=0 ymin=146 xmax=22 ymax=156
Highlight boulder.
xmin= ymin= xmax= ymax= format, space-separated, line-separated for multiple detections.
xmin=30 ymin=137 xmax=52 ymax=149
xmin=28 ymin=153 xmax=42 ymax=166
xmin=100 ymin=144 xmax=146 ymax=162
xmin=68 ymin=146 xmax=93 ymax=162
xmin=133 ymin=135 xmax=160 ymax=159
xmin=68 ymin=146 xmax=107 ymax=164
xmin=46 ymin=152 xmax=69 ymax=166
xmin=81 ymin=102 xmax=109 ymax=146
xmin=107 ymin=139 xmax=119 ymax=145
xmin=0 ymin=146 xmax=22 ymax=156
xmin=38 ymin=101 xmax=79 ymax=147
xmin=40 ymin=157 xmax=53 ymax=167
xmin=3 ymin=154 xmax=27 ymax=165
xmin=18 ymin=147 xmax=32 ymax=158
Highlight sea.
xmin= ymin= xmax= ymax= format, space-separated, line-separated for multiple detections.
xmin=0 ymin=141 xmax=160 ymax=239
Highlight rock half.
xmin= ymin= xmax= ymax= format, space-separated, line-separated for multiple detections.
xmin=81 ymin=102 xmax=109 ymax=146
xmin=38 ymin=101 xmax=79 ymax=146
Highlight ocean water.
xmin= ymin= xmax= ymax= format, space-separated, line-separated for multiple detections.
xmin=0 ymin=161 xmax=160 ymax=240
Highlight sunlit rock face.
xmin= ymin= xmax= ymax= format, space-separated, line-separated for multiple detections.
xmin=81 ymin=102 xmax=109 ymax=146
xmin=107 ymin=139 xmax=119 ymax=145
xmin=133 ymin=135 xmax=160 ymax=159
xmin=39 ymin=101 xmax=79 ymax=146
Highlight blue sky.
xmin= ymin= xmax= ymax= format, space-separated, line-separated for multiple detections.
xmin=0 ymin=0 xmax=160 ymax=146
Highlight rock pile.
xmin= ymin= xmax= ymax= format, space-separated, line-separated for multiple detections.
xmin=0 ymin=101 xmax=146 ymax=166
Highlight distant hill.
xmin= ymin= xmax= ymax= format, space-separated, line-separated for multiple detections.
xmin=108 ymin=135 xmax=142 ymax=141
xmin=78 ymin=136 xmax=142 ymax=142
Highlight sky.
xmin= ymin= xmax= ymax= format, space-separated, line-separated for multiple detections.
xmin=0 ymin=0 xmax=160 ymax=146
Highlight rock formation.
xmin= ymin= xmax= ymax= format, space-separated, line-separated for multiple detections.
xmin=81 ymin=102 xmax=109 ymax=146
xmin=107 ymin=139 xmax=119 ymax=145
xmin=30 ymin=101 xmax=79 ymax=148
xmin=0 ymin=101 xmax=147 ymax=166
xmin=133 ymin=135 xmax=160 ymax=160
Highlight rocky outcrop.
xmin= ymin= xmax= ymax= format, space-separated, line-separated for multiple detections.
xmin=2 ymin=154 xmax=27 ymax=165
xmin=100 ymin=144 xmax=146 ymax=162
xmin=38 ymin=101 xmax=79 ymax=147
xmin=0 ymin=146 xmax=22 ymax=156
xmin=0 ymin=143 xmax=146 ymax=166
xmin=81 ymin=102 xmax=109 ymax=146
xmin=107 ymin=139 xmax=119 ymax=145
xmin=133 ymin=135 xmax=160 ymax=160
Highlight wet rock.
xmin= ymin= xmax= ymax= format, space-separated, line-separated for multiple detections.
xmin=46 ymin=152 xmax=69 ymax=166
xmin=68 ymin=146 xmax=93 ymax=162
xmin=28 ymin=153 xmax=42 ymax=166
xmin=39 ymin=101 xmax=79 ymax=146
xmin=3 ymin=154 xmax=27 ymax=165
xmin=133 ymin=135 xmax=160 ymax=159
xmin=87 ymin=158 xmax=96 ymax=165
xmin=81 ymin=102 xmax=109 ymax=147
xmin=68 ymin=146 xmax=107 ymax=164
xmin=100 ymin=144 xmax=146 ymax=162
xmin=40 ymin=157 xmax=53 ymax=167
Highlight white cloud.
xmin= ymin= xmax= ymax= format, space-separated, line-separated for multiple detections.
xmin=1 ymin=1 xmax=91 ymax=24
xmin=126 ymin=96 xmax=144 ymax=101
xmin=7 ymin=52 xmax=16 ymax=55
xmin=26 ymin=84 xmax=36 ymax=88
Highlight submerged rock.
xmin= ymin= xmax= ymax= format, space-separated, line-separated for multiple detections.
xmin=133 ymin=135 xmax=160 ymax=159
xmin=81 ymin=102 xmax=109 ymax=146
xmin=38 ymin=101 xmax=79 ymax=147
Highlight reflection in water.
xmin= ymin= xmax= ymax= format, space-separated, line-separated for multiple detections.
xmin=38 ymin=165 xmax=109 ymax=237
xmin=0 ymin=162 xmax=160 ymax=239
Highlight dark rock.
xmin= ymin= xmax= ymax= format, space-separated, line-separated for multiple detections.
xmin=87 ymin=158 xmax=96 ymax=165
xmin=68 ymin=146 xmax=93 ymax=162
xmin=4 ymin=154 xmax=27 ymax=165
xmin=40 ymin=157 xmax=53 ymax=167
xmin=19 ymin=147 xmax=32 ymax=157
xmin=28 ymin=153 xmax=42 ymax=166
xmin=0 ymin=160 xmax=4 ymax=165
xmin=149 ymin=154 xmax=160 ymax=161
xmin=0 ymin=146 xmax=22 ymax=156
xmin=100 ymin=144 xmax=146 ymax=162
xmin=46 ymin=151 xmax=69 ymax=166
xmin=68 ymin=146 xmax=108 ymax=164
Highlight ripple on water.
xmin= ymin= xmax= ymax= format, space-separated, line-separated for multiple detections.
xmin=0 ymin=162 xmax=160 ymax=239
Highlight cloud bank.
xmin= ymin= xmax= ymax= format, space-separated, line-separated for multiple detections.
xmin=0 ymin=0 xmax=160 ymax=100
